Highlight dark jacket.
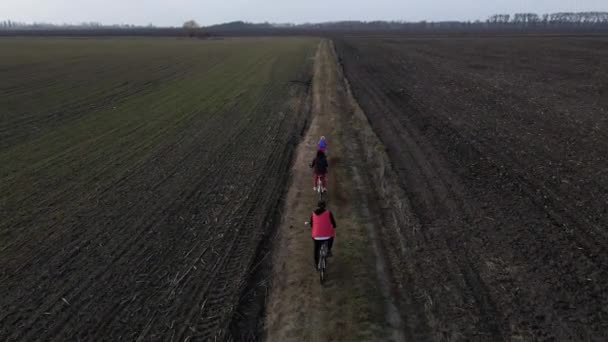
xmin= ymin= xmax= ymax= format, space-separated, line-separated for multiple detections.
xmin=310 ymin=208 xmax=337 ymax=228
xmin=310 ymin=154 xmax=328 ymax=174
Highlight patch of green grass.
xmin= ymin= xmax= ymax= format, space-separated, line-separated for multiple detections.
xmin=325 ymin=116 xmax=390 ymax=341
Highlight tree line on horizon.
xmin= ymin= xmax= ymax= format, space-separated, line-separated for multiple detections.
xmin=1 ymin=11 xmax=608 ymax=34
xmin=296 ymin=11 xmax=608 ymax=31
xmin=0 ymin=20 xmax=154 ymax=30
xmin=487 ymin=12 xmax=608 ymax=25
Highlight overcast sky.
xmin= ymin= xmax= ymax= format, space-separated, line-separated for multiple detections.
xmin=1 ymin=0 xmax=606 ymax=26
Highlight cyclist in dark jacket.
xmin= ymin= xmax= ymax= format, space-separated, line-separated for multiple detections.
xmin=310 ymin=150 xmax=328 ymax=192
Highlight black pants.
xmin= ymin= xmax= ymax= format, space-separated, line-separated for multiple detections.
xmin=313 ymin=238 xmax=334 ymax=266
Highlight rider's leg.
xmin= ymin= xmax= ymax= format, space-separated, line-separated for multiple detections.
xmin=313 ymin=239 xmax=321 ymax=268
xmin=327 ymin=237 xmax=334 ymax=256
xmin=321 ymin=174 xmax=327 ymax=191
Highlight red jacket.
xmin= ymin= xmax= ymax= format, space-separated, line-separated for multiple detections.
xmin=311 ymin=210 xmax=336 ymax=238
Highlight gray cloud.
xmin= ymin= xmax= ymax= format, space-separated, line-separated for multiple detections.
xmin=1 ymin=0 xmax=606 ymax=26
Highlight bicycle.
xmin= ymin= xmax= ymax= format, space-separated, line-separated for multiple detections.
xmin=317 ymin=240 xmax=329 ymax=284
xmin=315 ymin=175 xmax=327 ymax=202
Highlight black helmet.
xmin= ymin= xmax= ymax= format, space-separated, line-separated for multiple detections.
xmin=317 ymin=200 xmax=326 ymax=208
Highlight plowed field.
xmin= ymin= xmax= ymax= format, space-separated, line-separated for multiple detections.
xmin=335 ymin=36 xmax=608 ymax=340
xmin=0 ymin=37 xmax=317 ymax=341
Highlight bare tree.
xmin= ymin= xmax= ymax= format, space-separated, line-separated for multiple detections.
xmin=542 ymin=14 xmax=549 ymax=26
xmin=183 ymin=20 xmax=201 ymax=37
xmin=488 ymin=14 xmax=510 ymax=24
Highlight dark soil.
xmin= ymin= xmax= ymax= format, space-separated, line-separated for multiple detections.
xmin=335 ymin=35 xmax=608 ymax=340
xmin=0 ymin=39 xmax=314 ymax=341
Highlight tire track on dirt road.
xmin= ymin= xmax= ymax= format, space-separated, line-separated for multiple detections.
xmin=264 ymin=40 xmax=408 ymax=341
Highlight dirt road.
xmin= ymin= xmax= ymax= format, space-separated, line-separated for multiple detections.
xmin=264 ymin=40 xmax=406 ymax=341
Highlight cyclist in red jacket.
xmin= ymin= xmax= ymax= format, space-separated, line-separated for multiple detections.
xmin=310 ymin=200 xmax=337 ymax=269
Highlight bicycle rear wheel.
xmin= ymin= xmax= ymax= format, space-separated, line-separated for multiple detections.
xmin=317 ymin=179 xmax=323 ymax=200
xmin=319 ymin=258 xmax=326 ymax=284
xmin=319 ymin=242 xmax=328 ymax=284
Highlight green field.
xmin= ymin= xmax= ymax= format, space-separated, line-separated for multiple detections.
xmin=1 ymin=37 xmax=316 ymax=232
xmin=0 ymin=37 xmax=317 ymax=340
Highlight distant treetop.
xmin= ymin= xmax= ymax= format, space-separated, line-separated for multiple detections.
xmin=183 ymin=20 xmax=200 ymax=29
